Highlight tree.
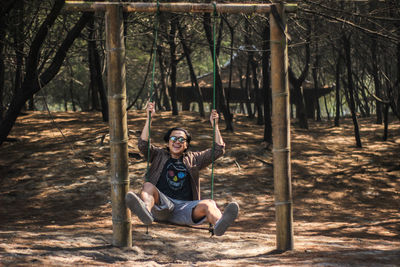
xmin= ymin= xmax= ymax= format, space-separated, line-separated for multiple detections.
xmin=178 ymin=22 xmax=205 ymax=117
xmin=88 ymin=15 xmax=108 ymax=122
xmin=203 ymin=12 xmax=233 ymax=131
xmin=167 ymin=14 xmax=180 ymax=116
xmin=262 ymin=23 xmax=272 ymax=144
xmin=288 ymin=27 xmax=311 ymax=129
xmin=334 ymin=52 xmax=342 ymax=127
xmin=0 ymin=1 xmax=18 ymax=121
xmin=0 ymin=0 xmax=93 ymax=145
xmin=343 ymin=33 xmax=362 ymax=148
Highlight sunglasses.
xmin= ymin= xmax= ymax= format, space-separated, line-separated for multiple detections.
xmin=169 ymin=136 xmax=187 ymax=143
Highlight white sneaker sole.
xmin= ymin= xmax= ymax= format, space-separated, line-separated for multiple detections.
xmin=125 ymin=192 xmax=154 ymax=225
xmin=214 ymin=202 xmax=239 ymax=236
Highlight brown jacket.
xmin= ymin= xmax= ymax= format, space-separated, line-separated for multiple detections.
xmin=138 ymin=138 xmax=225 ymax=200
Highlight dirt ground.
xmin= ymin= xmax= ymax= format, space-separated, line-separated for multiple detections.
xmin=0 ymin=110 xmax=399 ymax=266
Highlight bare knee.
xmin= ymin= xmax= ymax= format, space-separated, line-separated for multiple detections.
xmin=196 ymin=200 xmax=218 ymax=214
xmin=193 ymin=199 xmax=221 ymax=224
xmin=141 ymin=182 xmax=159 ymax=204
xmin=142 ymin=182 xmax=156 ymax=193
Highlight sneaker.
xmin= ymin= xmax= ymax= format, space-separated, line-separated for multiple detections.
xmin=214 ymin=202 xmax=239 ymax=236
xmin=125 ymin=192 xmax=154 ymax=225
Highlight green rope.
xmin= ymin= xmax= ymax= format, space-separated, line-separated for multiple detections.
xmin=146 ymin=0 xmax=160 ymax=181
xmin=210 ymin=2 xmax=217 ymax=200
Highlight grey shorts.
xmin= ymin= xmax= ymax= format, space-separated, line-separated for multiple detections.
xmin=151 ymin=190 xmax=206 ymax=226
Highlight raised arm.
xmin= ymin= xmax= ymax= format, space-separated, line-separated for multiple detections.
xmin=140 ymin=102 xmax=155 ymax=141
xmin=210 ymin=109 xmax=224 ymax=146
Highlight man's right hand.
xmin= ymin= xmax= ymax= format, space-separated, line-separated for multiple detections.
xmin=141 ymin=102 xmax=155 ymax=141
xmin=146 ymin=102 xmax=155 ymax=120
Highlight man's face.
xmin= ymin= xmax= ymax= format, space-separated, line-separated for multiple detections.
xmin=168 ymin=130 xmax=188 ymax=159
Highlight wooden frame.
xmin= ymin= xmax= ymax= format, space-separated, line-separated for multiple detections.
xmin=65 ymin=1 xmax=295 ymax=251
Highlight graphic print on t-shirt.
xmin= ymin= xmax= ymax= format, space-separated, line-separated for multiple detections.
xmin=165 ymin=160 xmax=188 ymax=191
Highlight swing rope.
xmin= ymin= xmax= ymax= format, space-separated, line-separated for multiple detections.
xmin=210 ymin=2 xmax=218 ymax=201
xmin=144 ymin=0 xmax=160 ymax=235
xmin=208 ymin=2 xmax=218 ymax=237
xmin=146 ymin=0 xmax=160 ymax=182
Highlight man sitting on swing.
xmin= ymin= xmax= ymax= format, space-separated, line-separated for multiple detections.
xmin=126 ymin=102 xmax=239 ymax=236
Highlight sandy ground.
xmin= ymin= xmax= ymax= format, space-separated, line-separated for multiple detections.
xmin=0 ymin=111 xmax=399 ymax=266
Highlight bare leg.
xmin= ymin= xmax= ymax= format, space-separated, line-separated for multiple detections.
xmin=193 ymin=200 xmax=239 ymax=236
xmin=192 ymin=199 xmax=222 ymax=225
xmin=140 ymin=182 xmax=160 ymax=212
xmin=125 ymin=182 xmax=159 ymax=225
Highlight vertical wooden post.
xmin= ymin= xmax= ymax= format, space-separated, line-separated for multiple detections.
xmin=270 ymin=3 xmax=293 ymax=251
xmin=105 ymin=4 xmax=132 ymax=247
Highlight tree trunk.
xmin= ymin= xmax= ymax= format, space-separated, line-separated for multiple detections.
xmin=360 ymin=82 xmax=371 ymax=117
xmin=88 ymin=42 xmax=100 ymax=111
xmin=288 ymin=24 xmax=310 ymax=129
xmin=155 ymin=12 xmax=170 ymax=112
xmin=250 ymin=52 xmax=263 ymax=125
xmin=157 ymin=46 xmax=171 ymax=111
xmin=245 ymin=55 xmax=254 ymax=118
xmin=0 ymin=14 xmax=6 ymax=122
xmin=89 ymin=80 xmax=100 ymax=111
xmin=126 ymin=44 xmax=155 ymax=111
xmin=244 ymin=19 xmax=254 ymax=119
xmin=223 ymin=16 xmax=235 ymax=124
xmin=203 ymin=12 xmax=233 ymax=131
xmin=0 ymin=2 xmax=92 ymax=145
xmin=69 ymin=76 xmax=76 ymax=111
xmin=352 ymin=72 xmax=371 ymax=118
xmin=383 ymin=103 xmax=389 ymax=141
xmin=289 ymin=69 xmax=309 ymax=129
xmin=63 ymin=87 xmax=68 ymax=111
xmin=369 ymin=0 xmax=383 ymax=123
xmin=397 ymin=43 xmax=400 ymax=118
xmin=152 ymin=81 xmax=162 ymax=111
xmin=323 ymin=95 xmax=330 ymax=121
xmin=343 ymin=34 xmax=362 ymax=148
xmin=177 ymin=23 xmax=205 ymax=117
xmin=66 ymin=59 xmax=77 ymax=112
xmin=312 ymin=46 xmax=321 ymax=121
xmin=13 ymin=0 xmax=24 ymax=100
xmin=371 ymin=37 xmax=382 ymax=123
xmin=168 ymin=15 xmax=179 ymax=115
xmin=88 ymin=16 xmax=108 ymax=121
xmin=262 ymin=24 xmax=272 ymax=144
xmin=312 ymin=16 xmax=321 ymax=121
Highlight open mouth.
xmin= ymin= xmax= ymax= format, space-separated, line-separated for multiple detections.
xmin=172 ymin=143 xmax=182 ymax=149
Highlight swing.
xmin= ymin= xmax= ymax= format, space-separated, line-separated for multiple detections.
xmin=143 ymin=1 xmax=219 ymax=235
xmin=66 ymin=0 xmax=294 ymax=249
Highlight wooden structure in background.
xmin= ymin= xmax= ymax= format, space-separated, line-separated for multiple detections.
xmin=176 ymin=53 xmax=334 ymax=115
xmin=65 ymin=1 xmax=296 ymax=251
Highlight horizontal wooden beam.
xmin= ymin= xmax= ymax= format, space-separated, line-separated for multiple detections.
xmin=65 ymin=1 xmax=297 ymax=14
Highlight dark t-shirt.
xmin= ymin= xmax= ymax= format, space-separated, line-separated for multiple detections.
xmin=156 ymin=157 xmax=193 ymax=201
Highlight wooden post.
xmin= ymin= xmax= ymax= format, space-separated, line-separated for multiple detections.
xmin=270 ymin=3 xmax=293 ymax=251
xmin=105 ymin=4 xmax=132 ymax=247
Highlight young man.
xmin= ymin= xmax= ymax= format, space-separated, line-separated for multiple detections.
xmin=125 ymin=102 xmax=239 ymax=236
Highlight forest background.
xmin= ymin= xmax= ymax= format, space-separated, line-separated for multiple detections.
xmin=0 ymin=0 xmax=399 ymax=146
xmin=0 ymin=1 xmax=399 ymax=265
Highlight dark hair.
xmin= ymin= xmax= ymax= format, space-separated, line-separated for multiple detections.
xmin=163 ymin=127 xmax=191 ymax=146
